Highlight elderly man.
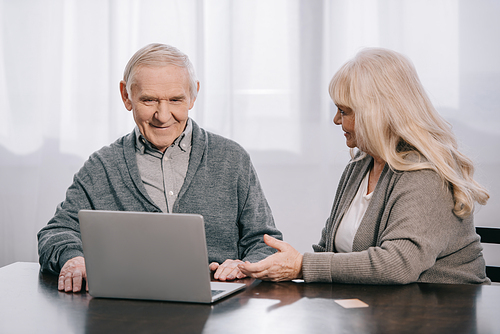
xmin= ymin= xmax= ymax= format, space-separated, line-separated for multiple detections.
xmin=37 ymin=43 xmax=282 ymax=292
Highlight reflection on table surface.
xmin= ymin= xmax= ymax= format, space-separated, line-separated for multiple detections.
xmin=1 ymin=262 xmax=499 ymax=334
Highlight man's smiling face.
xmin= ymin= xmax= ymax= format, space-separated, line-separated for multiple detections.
xmin=120 ymin=65 xmax=197 ymax=152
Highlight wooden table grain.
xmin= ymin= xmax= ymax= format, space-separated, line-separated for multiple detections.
xmin=1 ymin=262 xmax=498 ymax=333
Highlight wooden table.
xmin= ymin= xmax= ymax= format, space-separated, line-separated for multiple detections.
xmin=1 ymin=262 xmax=499 ymax=333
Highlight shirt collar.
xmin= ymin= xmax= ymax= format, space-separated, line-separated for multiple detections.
xmin=135 ymin=118 xmax=193 ymax=155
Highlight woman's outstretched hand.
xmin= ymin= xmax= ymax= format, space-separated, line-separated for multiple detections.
xmin=238 ymin=234 xmax=303 ymax=282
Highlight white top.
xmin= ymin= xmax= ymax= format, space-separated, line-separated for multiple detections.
xmin=334 ymin=170 xmax=373 ymax=253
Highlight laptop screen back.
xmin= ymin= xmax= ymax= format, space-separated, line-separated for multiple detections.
xmin=79 ymin=210 xmax=215 ymax=303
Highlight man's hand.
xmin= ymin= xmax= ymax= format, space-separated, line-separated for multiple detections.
xmin=238 ymin=234 xmax=303 ymax=282
xmin=209 ymin=259 xmax=247 ymax=281
xmin=58 ymin=256 xmax=88 ymax=293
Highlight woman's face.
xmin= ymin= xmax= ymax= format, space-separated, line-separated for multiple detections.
xmin=333 ymin=105 xmax=357 ymax=148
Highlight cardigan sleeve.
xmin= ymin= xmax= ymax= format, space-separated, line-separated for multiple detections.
xmin=303 ymin=169 xmax=477 ymax=284
xmin=37 ymin=162 xmax=95 ymax=275
xmin=37 ymin=134 xmax=158 ymax=275
xmin=236 ymin=163 xmax=283 ymax=263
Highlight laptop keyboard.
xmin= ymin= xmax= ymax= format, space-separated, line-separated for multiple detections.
xmin=211 ymin=289 xmax=225 ymax=296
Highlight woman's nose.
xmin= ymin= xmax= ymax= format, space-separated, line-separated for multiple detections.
xmin=333 ymin=110 xmax=342 ymax=125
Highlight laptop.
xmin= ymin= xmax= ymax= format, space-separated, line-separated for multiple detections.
xmin=78 ymin=210 xmax=246 ymax=303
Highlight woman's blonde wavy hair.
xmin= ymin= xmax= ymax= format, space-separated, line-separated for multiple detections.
xmin=329 ymin=47 xmax=489 ymax=218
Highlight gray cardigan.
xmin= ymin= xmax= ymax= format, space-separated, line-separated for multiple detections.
xmin=38 ymin=120 xmax=282 ymax=275
xmin=302 ymin=154 xmax=489 ymax=284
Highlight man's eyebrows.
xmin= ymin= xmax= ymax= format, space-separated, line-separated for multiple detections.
xmin=139 ymin=94 xmax=186 ymax=100
xmin=170 ymin=94 xmax=186 ymax=100
xmin=139 ymin=94 xmax=155 ymax=100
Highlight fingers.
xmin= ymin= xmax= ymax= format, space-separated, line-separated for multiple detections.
xmin=213 ymin=259 xmax=245 ymax=281
xmin=234 ymin=235 xmax=292 ymax=280
xmin=239 ymin=262 xmax=288 ymax=282
xmin=214 ymin=262 xmax=239 ymax=281
xmin=238 ymin=248 xmax=303 ymax=282
xmin=238 ymin=260 xmax=267 ymax=274
xmin=70 ymin=269 xmax=83 ymax=292
xmin=263 ymin=234 xmax=289 ymax=253
xmin=239 ymin=263 xmax=284 ymax=282
xmin=209 ymin=262 xmax=220 ymax=272
xmin=216 ymin=266 xmax=243 ymax=281
xmin=59 ymin=270 xmax=83 ymax=292
xmin=58 ymin=276 xmax=65 ymax=291
xmin=58 ymin=256 xmax=87 ymax=293
xmin=238 ymin=258 xmax=273 ymax=278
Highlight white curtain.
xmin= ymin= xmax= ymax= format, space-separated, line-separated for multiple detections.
xmin=1 ymin=0 xmax=499 ymax=267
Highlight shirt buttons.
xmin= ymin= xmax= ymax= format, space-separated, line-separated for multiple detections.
xmin=169 ymin=191 xmax=174 ymax=196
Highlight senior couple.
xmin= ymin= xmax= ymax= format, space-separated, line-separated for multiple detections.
xmin=38 ymin=43 xmax=491 ymax=292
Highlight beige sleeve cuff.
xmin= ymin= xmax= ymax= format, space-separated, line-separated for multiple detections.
xmin=302 ymin=252 xmax=334 ymax=283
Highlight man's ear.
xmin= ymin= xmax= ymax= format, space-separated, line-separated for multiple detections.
xmin=189 ymin=81 xmax=200 ymax=110
xmin=119 ymin=81 xmax=133 ymax=111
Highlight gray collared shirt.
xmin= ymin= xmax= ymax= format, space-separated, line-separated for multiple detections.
xmin=135 ymin=119 xmax=193 ymax=213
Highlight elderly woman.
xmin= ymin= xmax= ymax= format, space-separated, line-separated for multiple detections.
xmin=239 ymin=48 xmax=490 ymax=284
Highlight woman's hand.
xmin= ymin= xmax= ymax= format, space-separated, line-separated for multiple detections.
xmin=238 ymin=234 xmax=303 ymax=282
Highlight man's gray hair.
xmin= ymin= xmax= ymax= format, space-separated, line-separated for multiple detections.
xmin=123 ymin=43 xmax=198 ymax=99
